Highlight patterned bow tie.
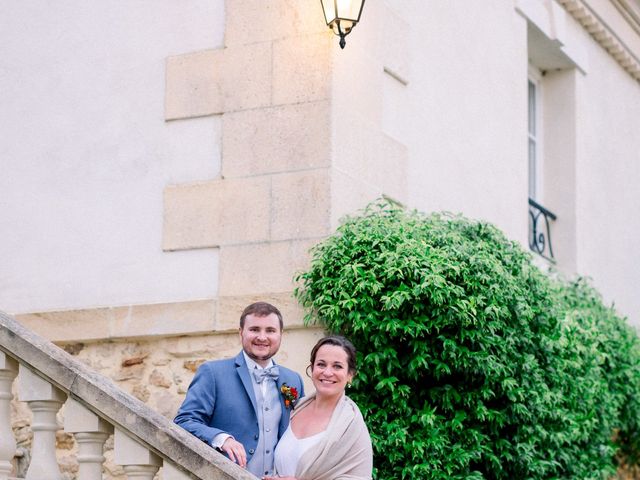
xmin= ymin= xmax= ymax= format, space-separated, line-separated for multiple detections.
xmin=253 ymin=365 xmax=279 ymax=383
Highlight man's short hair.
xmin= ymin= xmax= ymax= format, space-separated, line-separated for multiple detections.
xmin=240 ymin=302 xmax=283 ymax=330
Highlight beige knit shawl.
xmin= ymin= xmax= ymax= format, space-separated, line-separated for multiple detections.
xmin=292 ymin=393 xmax=373 ymax=480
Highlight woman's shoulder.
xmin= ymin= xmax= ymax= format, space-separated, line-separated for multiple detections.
xmin=342 ymin=396 xmax=371 ymax=436
xmin=330 ymin=395 xmax=365 ymax=427
xmin=343 ymin=395 xmax=363 ymax=415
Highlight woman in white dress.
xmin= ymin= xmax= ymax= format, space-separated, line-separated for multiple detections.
xmin=263 ymin=335 xmax=373 ymax=480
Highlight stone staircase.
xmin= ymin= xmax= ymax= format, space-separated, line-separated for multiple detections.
xmin=0 ymin=311 xmax=255 ymax=480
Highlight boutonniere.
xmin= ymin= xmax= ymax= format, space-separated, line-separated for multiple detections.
xmin=280 ymin=383 xmax=299 ymax=409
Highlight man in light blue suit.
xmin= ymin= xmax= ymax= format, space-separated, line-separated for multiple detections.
xmin=174 ymin=302 xmax=305 ymax=478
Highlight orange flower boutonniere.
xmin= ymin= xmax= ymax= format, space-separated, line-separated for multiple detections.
xmin=280 ymin=383 xmax=299 ymax=409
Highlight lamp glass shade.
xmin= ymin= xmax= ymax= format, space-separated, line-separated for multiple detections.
xmin=321 ymin=0 xmax=365 ymax=29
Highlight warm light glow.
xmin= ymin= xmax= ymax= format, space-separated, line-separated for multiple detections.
xmin=321 ymin=0 xmax=364 ymax=24
xmin=331 ymin=20 xmax=354 ymax=35
xmin=336 ymin=0 xmax=361 ymax=20
xmin=322 ymin=0 xmax=336 ymax=23
xmin=320 ymin=0 xmax=365 ymax=49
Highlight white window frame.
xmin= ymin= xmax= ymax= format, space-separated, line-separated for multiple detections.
xmin=528 ymin=66 xmax=544 ymax=203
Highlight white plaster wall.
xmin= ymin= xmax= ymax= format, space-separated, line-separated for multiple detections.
xmin=402 ymin=1 xmax=530 ymax=245
xmin=330 ymin=0 xmax=528 ymax=245
xmin=0 ymin=1 xmax=225 ymax=313
xmin=575 ymin=33 xmax=640 ymax=326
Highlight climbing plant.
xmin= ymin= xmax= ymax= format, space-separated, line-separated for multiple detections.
xmin=295 ymin=200 xmax=640 ymax=479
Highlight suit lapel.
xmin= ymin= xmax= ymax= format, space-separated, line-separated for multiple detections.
xmin=275 ymin=366 xmax=290 ymax=434
xmin=235 ymin=352 xmax=259 ymax=417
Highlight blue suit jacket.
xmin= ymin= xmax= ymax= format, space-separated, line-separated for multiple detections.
xmin=174 ymin=351 xmax=305 ymax=460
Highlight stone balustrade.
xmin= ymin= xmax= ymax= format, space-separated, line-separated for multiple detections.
xmin=0 ymin=311 xmax=256 ymax=480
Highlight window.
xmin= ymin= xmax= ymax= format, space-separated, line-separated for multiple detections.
xmin=527 ymin=68 xmax=556 ymax=262
xmin=518 ymin=0 xmax=583 ymax=271
xmin=528 ymin=69 xmax=542 ymax=202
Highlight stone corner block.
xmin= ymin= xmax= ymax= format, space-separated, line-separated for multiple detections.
xmin=271 ymin=169 xmax=331 ymax=241
xmin=163 ymin=177 xmax=271 ymax=251
xmin=218 ymin=240 xmax=321 ymax=297
xmin=16 ymin=301 xmax=218 ymax=343
xmin=16 ymin=308 xmax=112 ymax=343
xmin=273 ymin=33 xmax=333 ymax=105
xmin=215 ymin=293 xmax=305 ymax=331
xmin=330 ymin=168 xmax=382 ymax=229
xmin=165 ymin=43 xmax=272 ymax=120
xmin=333 ymin=114 xmax=408 ymax=205
xmin=165 ymin=49 xmax=224 ymax=120
xmin=221 ymin=100 xmax=332 ymax=178
xmin=111 ymin=300 xmax=216 ymax=339
xmin=225 ymin=0 xmax=328 ymax=46
xmin=219 ymin=42 xmax=273 ymax=112
xmin=379 ymin=6 xmax=411 ymax=84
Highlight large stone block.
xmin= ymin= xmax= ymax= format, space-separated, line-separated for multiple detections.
xmin=164 ymin=334 xmax=240 ymax=360
xmin=346 ymin=2 xmax=410 ymax=84
xmin=16 ymin=300 xmax=218 ymax=343
xmin=380 ymin=6 xmax=410 ymax=84
xmin=163 ymin=177 xmax=271 ymax=250
xmin=221 ymin=101 xmax=331 ymax=178
xmin=111 ymin=300 xmax=216 ymax=339
xmin=330 ymin=168 xmax=383 ymax=228
xmin=215 ymin=292 xmax=305 ymax=331
xmin=333 ymin=113 xmax=408 ymax=204
xmin=165 ymin=49 xmax=223 ymax=120
xmin=273 ymin=33 xmax=333 ymax=105
xmin=375 ymin=133 xmax=409 ymax=201
xmin=271 ymin=169 xmax=331 ymax=241
xmin=219 ymin=42 xmax=273 ymax=112
xmin=165 ymin=43 xmax=272 ymax=120
xmin=16 ymin=309 xmax=112 ymax=342
xmin=332 ymin=48 xmax=383 ymax=127
xmin=218 ymin=239 xmax=319 ymax=296
xmin=224 ymin=0 xmax=327 ymax=46
xmin=274 ymin=326 xmax=326 ymax=394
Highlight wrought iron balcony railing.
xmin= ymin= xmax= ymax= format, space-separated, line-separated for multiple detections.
xmin=528 ymin=198 xmax=557 ymax=262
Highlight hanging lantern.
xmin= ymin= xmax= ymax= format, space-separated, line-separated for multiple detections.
xmin=320 ymin=0 xmax=366 ymax=49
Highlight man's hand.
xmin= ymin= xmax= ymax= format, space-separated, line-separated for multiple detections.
xmin=221 ymin=437 xmax=247 ymax=468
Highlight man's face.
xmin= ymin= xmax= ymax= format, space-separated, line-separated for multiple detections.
xmin=239 ymin=313 xmax=282 ymax=367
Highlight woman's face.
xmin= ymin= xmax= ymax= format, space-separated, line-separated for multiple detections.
xmin=311 ymin=344 xmax=353 ymax=397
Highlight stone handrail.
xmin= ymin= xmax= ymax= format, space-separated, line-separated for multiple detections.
xmin=0 ymin=310 xmax=256 ymax=480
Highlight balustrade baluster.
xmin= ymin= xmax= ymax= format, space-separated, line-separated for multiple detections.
xmin=161 ymin=462 xmax=193 ymax=480
xmin=64 ymin=398 xmax=113 ymax=480
xmin=0 ymin=353 xmax=18 ymax=480
xmin=18 ymin=366 xmax=66 ymax=480
xmin=114 ymin=429 xmax=161 ymax=480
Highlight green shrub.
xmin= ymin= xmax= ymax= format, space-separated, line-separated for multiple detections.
xmin=294 ymin=200 xmax=640 ymax=479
